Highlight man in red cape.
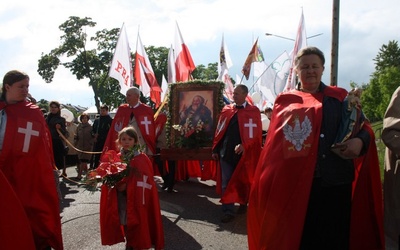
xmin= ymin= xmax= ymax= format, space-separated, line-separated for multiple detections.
xmin=212 ymin=85 xmax=262 ymax=223
xmin=247 ymin=85 xmax=384 ymax=249
xmin=103 ymin=87 xmax=156 ymax=163
xmin=99 ymin=151 xmax=164 ymax=249
xmin=0 ymin=101 xmax=64 ymax=250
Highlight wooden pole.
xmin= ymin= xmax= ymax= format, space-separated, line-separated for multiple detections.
xmin=330 ymin=0 xmax=340 ymax=86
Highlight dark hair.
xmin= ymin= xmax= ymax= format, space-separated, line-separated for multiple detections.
xmin=294 ymin=46 xmax=325 ymax=67
xmin=79 ymin=113 xmax=89 ymax=122
xmin=2 ymin=70 xmax=29 ymax=100
xmin=117 ymin=126 xmax=139 ymax=146
xmin=49 ymin=101 xmax=61 ymax=115
xmin=100 ymin=104 xmax=109 ymax=111
xmin=235 ymin=84 xmax=249 ymax=95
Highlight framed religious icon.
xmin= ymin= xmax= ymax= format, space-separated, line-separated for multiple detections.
xmin=166 ymin=80 xmax=225 ymax=150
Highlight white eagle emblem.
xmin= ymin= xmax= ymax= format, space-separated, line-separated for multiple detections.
xmin=283 ymin=115 xmax=312 ymax=151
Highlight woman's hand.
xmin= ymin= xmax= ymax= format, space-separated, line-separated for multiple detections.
xmin=334 ymin=138 xmax=363 ymax=159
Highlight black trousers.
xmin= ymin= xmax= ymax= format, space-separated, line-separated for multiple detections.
xmin=300 ymin=178 xmax=352 ymax=250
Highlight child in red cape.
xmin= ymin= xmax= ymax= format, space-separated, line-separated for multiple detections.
xmin=99 ymin=126 xmax=164 ymax=250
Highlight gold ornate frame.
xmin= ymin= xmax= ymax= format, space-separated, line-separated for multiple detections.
xmin=166 ymin=80 xmax=225 ymax=149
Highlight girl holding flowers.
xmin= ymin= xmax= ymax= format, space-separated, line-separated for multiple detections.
xmin=94 ymin=126 xmax=164 ymax=250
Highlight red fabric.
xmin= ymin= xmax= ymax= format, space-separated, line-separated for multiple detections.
xmin=247 ymin=87 xmax=384 ymax=250
xmin=103 ymin=103 xmax=156 ymax=154
xmin=350 ymin=124 xmax=384 ymax=249
xmin=0 ymin=101 xmax=63 ymax=250
xmin=0 ymin=170 xmax=35 ymax=249
xmin=100 ymin=153 xmax=164 ymax=249
xmin=212 ymin=103 xmax=262 ymax=205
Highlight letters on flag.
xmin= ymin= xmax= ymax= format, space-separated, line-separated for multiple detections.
xmin=109 ymin=23 xmax=133 ymax=95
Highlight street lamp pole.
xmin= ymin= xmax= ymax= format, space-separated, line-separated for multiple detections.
xmin=265 ymin=32 xmax=323 ymax=41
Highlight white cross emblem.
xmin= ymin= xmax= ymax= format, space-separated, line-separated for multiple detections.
xmin=137 ymin=175 xmax=152 ymax=205
xmin=244 ymin=118 xmax=257 ymax=138
xmin=18 ymin=122 xmax=39 ymax=152
xmin=141 ymin=116 xmax=151 ymax=135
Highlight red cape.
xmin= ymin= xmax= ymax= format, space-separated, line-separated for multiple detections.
xmin=100 ymin=153 xmax=164 ymax=249
xmin=213 ymin=103 xmax=262 ymax=204
xmin=104 ymin=103 xmax=156 ymax=154
xmin=0 ymin=101 xmax=63 ymax=250
xmin=0 ymin=170 xmax=35 ymax=249
xmin=247 ymin=87 xmax=384 ymax=250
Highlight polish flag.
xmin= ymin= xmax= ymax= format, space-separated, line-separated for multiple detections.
xmin=134 ymin=33 xmax=161 ymax=107
xmin=109 ymin=23 xmax=133 ymax=95
xmin=174 ymin=22 xmax=196 ymax=82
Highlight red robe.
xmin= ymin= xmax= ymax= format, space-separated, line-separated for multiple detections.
xmin=0 ymin=169 xmax=35 ymax=249
xmin=100 ymin=153 xmax=164 ymax=250
xmin=103 ymin=103 xmax=156 ymax=154
xmin=247 ymin=87 xmax=384 ymax=250
xmin=0 ymin=101 xmax=63 ymax=250
xmin=212 ymin=103 xmax=262 ymax=205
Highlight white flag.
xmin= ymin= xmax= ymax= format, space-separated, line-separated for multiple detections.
xmin=284 ymin=10 xmax=307 ymax=91
xmin=108 ymin=23 xmax=133 ymax=95
xmin=167 ymin=44 xmax=176 ymax=83
xmin=160 ymin=74 xmax=169 ymax=102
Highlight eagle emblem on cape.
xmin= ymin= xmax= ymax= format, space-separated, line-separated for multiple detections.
xmin=283 ymin=115 xmax=312 ymax=151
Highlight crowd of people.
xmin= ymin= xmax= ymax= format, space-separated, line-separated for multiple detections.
xmin=3 ymin=45 xmax=398 ymax=249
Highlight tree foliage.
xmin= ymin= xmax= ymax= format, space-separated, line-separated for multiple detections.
xmin=361 ymin=40 xmax=400 ymax=122
xmin=37 ymin=16 xmax=219 ymax=113
xmin=37 ymin=16 xmax=125 ymax=112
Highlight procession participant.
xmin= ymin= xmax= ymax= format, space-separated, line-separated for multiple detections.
xmin=100 ymin=126 xmax=164 ymax=250
xmin=212 ymin=84 xmax=262 ymax=223
xmin=247 ymin=47 xmax=384 ymax=250
xmin=103 ymin=87 xmax=156 ymax=160
xmin=0 ymin=70 xmax=63 ymax=249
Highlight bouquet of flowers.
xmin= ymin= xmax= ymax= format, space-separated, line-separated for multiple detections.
xmin=172 ymin=118 xmax=210 ymax=148
xmin=84 ymin=145 xmax=144 ymax=192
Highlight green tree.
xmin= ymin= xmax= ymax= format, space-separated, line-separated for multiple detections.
xmin=362 ymin=40 xmax=400 ymax=121
xmin=37 ymin=16 xmax=125 ymax=112
xmin=192 ymin=62 xmax=219 ymax=80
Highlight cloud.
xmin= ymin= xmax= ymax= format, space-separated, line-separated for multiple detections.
xmin=1 ymin=0 xmax=399 ymax=107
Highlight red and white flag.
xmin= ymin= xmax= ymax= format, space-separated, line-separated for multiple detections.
xmin=160 ymin=74 xmax=169 ymax=102
xmin=284 ymin=10 xmax=307 ymax=91
xmin=109 ymin=23 xmax=133 ymax=95
xmin=174 ymin=22 xmax=196 ymax=82
xmin=134 ymin=33 xmax=161 ymax=107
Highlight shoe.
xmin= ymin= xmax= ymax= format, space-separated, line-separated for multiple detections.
xmin=161 ymin=184 xmax=168 ymax=190
xmin=221 ymin=213 xmax=235 ymax=223
xmin=167 ymin=187 xmax=177 ymax=193
xmin=237 ymin=204 xmax=247 ymax=214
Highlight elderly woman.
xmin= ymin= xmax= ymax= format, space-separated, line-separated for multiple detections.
xmin=74 ymin=113 xmax=93 ymax=179
xmin=247 ymin=47 xmax=384 ymax=250
xmin=0 ymin=70 xmax=63 ymax=249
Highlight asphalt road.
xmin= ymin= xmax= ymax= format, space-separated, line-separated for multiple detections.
xmin=59 ymin=166 xmax=248 ymax=250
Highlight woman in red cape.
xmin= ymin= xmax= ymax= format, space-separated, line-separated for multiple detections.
xmin=247 ymin=47 xmax=383 ymax=250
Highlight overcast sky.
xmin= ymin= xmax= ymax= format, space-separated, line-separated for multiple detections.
xmin=0 ymin=0 xmax=398 ymax=108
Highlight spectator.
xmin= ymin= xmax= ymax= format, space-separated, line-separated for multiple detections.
xmin=91 ymin=104 xmax=113 ymax=169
